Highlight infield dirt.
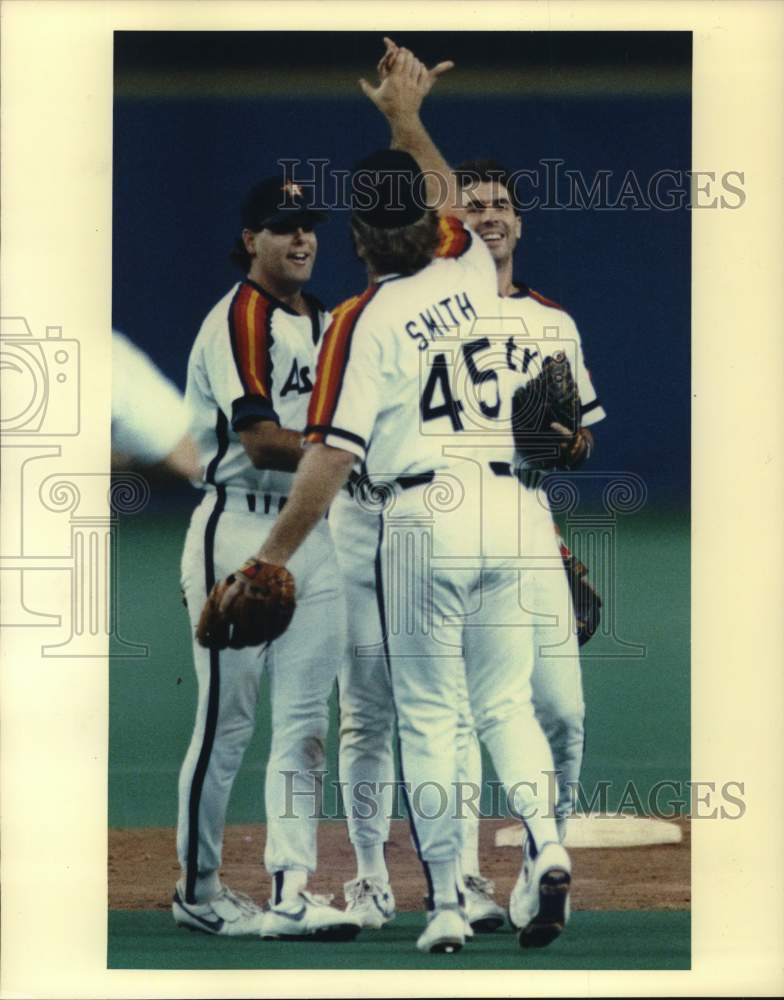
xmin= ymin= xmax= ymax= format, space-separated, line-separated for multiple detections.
xmin=110 ymin=817 xmax=690 ymax=911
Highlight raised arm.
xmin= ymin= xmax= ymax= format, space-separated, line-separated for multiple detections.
xmin=360 ymin=37 xmax=458 ymax=217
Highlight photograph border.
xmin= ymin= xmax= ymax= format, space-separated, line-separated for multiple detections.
xmin=1 ymin=2 xmax=782 ymax=997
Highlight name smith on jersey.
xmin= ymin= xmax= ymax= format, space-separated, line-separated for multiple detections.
xmin=404 ymin=290 xmax=477 ymax=350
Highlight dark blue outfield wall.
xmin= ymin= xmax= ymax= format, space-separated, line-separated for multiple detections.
xmin=113 ymin=93 xmax=691 ymax=508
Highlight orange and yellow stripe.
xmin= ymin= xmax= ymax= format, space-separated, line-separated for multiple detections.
xmin=435 ymin=215 xmax=471 ymax=259
xmin=305 ymin=285 xmax=380 ymax=441
xmin=528 ymin=288 xmax=564 ymax=311
xmin=229 ymin=283 xmax=273 ymax=396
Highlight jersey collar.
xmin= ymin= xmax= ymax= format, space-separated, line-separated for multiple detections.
xmin=241 ymin=277 xmax=322 ymax=319
xmin=507 ymin=280 xmax=531 ymax=299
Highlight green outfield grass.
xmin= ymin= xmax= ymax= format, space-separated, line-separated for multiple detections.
xmin=109 ymin=507 xmax=690 ymax=828
xmin=108 ymin=909 xmax=690 ymax=970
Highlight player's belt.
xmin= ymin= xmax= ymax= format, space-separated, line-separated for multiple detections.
xmin=489 ymin=461 xmax=514 ymax=477
xmin=395 ymin=468 xmax=539 ymax=491
xmin=347 ymin=465 xmax=543 ymax=499
xmin=346 ymin=471 xmax=436 ymax=498
xmin=490 ymin=461 xmax=545 ymax=490
xmin=396 ymin=472 xmax=436 ymax=491
xmin=398 ymin=466 xmax=533 ymax=488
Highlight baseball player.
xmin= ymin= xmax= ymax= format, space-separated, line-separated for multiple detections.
xmin=333 ymin=47 xmax=505 ymax=935
xmin=173 ymin=177 xmax=360 ymax=940
xmin=335 ymin=42 xmax=605 ymax=936
xmin=208 ymin=104 xmax=574 ymax=955
xmin=111 ymin=329 xmax=200 ymax=481
xmin=453 ymin=153 xmax=606 ymax=878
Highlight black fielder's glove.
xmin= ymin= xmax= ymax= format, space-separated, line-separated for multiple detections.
xmin=512 ymin=352 xmax=591 ymax=470
xmin=562 ymin=552 xmax=602 ymax=646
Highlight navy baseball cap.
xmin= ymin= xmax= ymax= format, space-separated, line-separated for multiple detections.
xmin=241 ymin=176 xmax=328 ymax=231
xmin=351 ymin=149 xmax=428 ymax=229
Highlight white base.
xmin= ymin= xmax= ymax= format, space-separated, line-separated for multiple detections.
xmin=494 ymin=813 xmax=684 ymax=849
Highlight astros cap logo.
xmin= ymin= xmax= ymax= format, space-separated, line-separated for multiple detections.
xmin=282 ymin=181 xmax=303 ymax=198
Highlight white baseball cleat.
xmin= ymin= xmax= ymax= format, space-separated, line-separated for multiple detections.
xmin=343 ymin=877 xmax=396 ymax=929
xmin=416 ymin=904 xmax=467 ymax=954
xmin=463 ymin=875 xmax=506 ymax=933
xmin=508 ymin=840 xmax=572 ymax=949
xmin=172 ymin=883 xmax=266 ymax=936
xmin=261 ymin=890 xmax=361 ymax=941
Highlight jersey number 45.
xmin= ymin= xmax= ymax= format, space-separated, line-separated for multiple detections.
xmin=420 ymin=338 xmax=502 ymax=432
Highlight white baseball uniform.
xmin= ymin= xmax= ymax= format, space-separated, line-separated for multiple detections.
xmin=460 ymin=286 xmax=606 ymax=859
xmin=177 ymin=277 xmax=345 ymax=906
xmin=111 ymin=330 xmax=192 ymax=463
xmin=307 ymin=217 xmax=562 ymax=897
xmin=330 ymin=277 xmax=606 ymax=870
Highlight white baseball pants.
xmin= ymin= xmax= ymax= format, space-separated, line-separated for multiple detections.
xmin=331 ymin=466 xmax=584 ymax=864
xmin=177 ymin=487 xmax=345 ymax=904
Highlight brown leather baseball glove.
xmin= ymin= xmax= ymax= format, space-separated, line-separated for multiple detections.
xmin=196 ymin=558 xmax=296 ymax=650
xmin=562 ymin=552 xmax=602 ymax=646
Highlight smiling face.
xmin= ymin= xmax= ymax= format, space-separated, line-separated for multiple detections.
xmin=243 ymin=220 xmax=318 ymax=292
xmin=461 ymin=179 xmax=522 ymax=267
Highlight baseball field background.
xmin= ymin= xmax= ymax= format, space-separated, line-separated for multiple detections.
xmin=109 ymin=31 xmax=691 ymax=969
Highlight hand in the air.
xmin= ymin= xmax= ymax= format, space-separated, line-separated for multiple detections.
xmin=359 ymin=36 xmax=454 ymax=118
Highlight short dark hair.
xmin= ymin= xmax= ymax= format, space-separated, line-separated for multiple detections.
xmin=455 ymin=158 xmax=520 ymax=214
xmin=350 ymin=210 xmax=440 ymax=277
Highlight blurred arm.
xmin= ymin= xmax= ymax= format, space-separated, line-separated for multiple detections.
xmin=164 ymin=432 xmax=201 ymax=480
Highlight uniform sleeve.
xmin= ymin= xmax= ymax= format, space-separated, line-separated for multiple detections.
xmin=435 ymin=215 xmax=497 ymax=289
xmin=305 ymin=288 xmax=384 ymax=462
xmin=220 ymin=283 xmax=280 ymax=430
xmin=111 ymin=331 xmax=191 ymax=462
xmin=561 ymin=313 xmax=606 ymax=427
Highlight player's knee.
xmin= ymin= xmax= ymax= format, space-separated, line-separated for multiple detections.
xmin=339 ymin=708 xmax=395 ymax=749
xmin=472 ymin=694 xmax=534 ymax=734
xmin=271 ymin=731 xmax=326 ymax=770
xmin=214 ymin=713 xmax=256 ymax=752
xmin=339 ymin=693 xmax=395 ymax=729
xmin=301 ymin=735 xmax=326 ymax=770
xmin=564 ymin=708 xmax=585 ymax=739
xmin=542 ymin=708 xmax=585 ymax=750
xmin=205 ymin=735 xmax=253 ymax=783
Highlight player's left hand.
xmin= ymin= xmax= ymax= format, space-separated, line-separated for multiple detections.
xmin=196 ymin=557 xmax=296 ymax=650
